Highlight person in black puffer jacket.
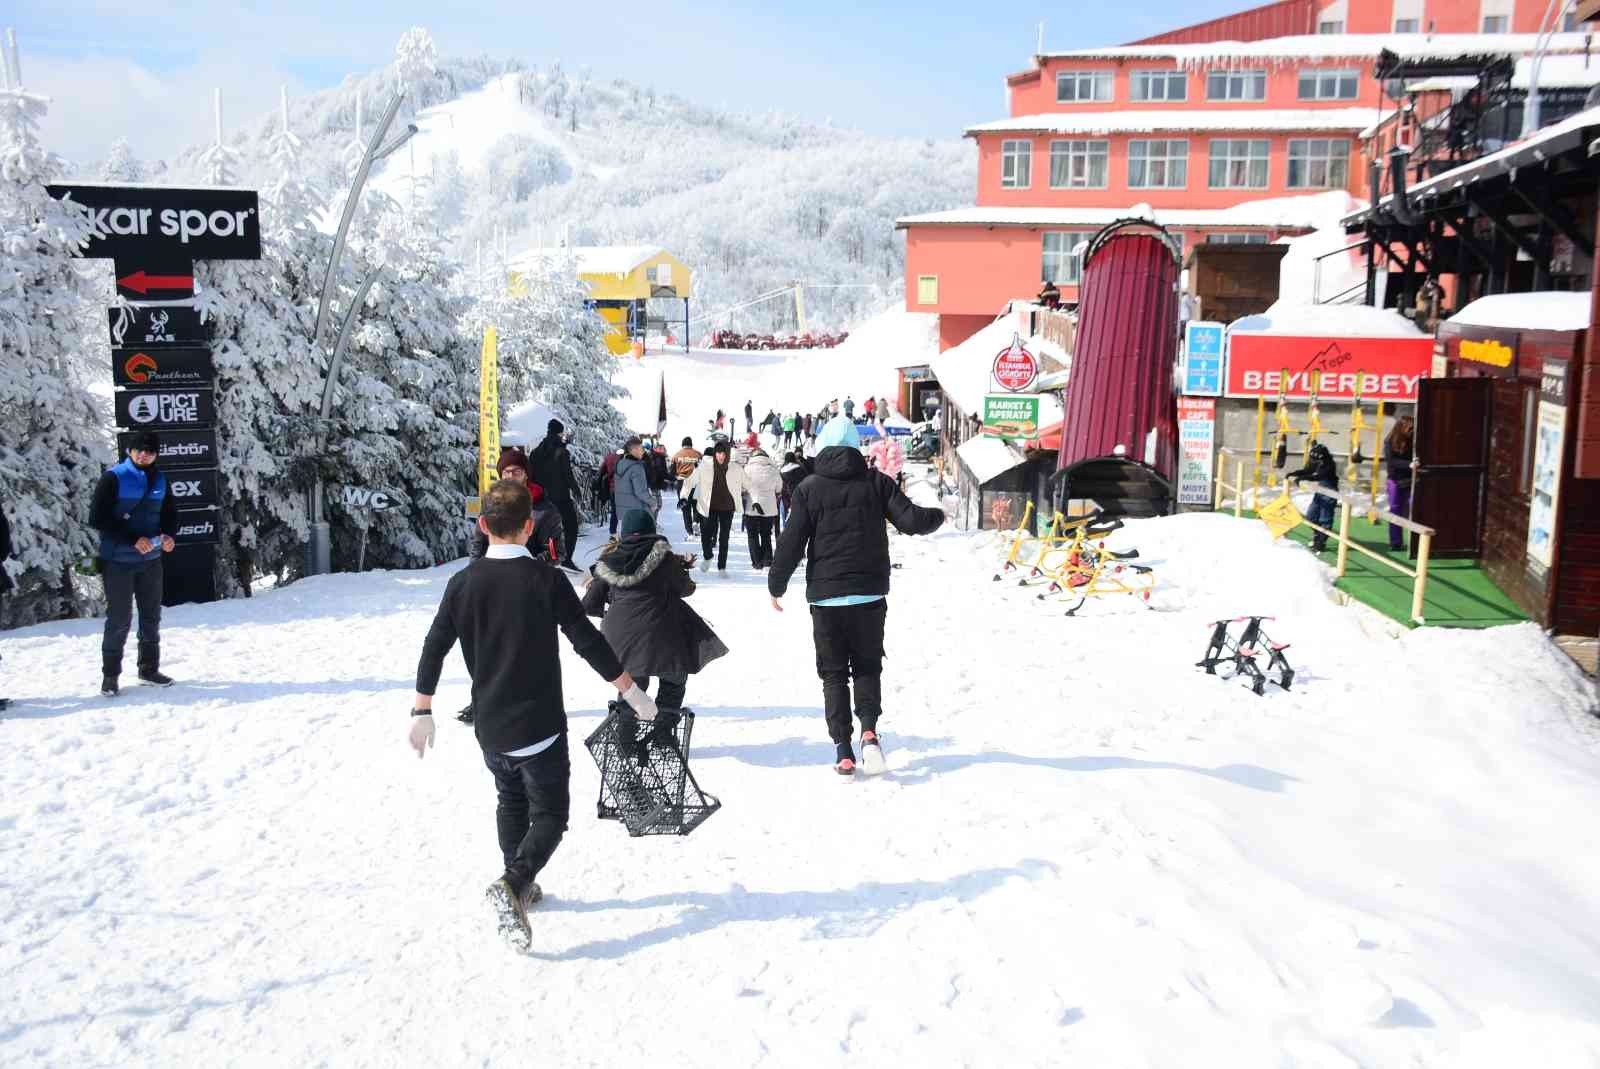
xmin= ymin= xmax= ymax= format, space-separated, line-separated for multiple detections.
xmin=1287 ymin=440 xmax=1339 ymax=552
xmin=581 ymin=510 xmax=727 ymax=712
xmin=768 ymin=415 xmax=944 ymax=776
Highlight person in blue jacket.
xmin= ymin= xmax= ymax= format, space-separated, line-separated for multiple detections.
xmin=89 ymin=431 xmax=178 ymax=695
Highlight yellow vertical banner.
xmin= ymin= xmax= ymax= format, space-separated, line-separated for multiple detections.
xmin=479 ymin=325 xmax=500 ymax=498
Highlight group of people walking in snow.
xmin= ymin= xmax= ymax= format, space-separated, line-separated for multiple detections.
xmin=405 ymin=408 xmax=943 ymax=949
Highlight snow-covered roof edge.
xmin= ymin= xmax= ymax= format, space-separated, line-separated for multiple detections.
xmin=1448 ymin=292 xmax=1593 ymax=333
xmin=965 ymin=108 xmax=1381 ymax=136
xmin=1035 ymin=31 xmax=1596 ymax=64
xmin=898 ymin=191 xmax=1359 ymax=231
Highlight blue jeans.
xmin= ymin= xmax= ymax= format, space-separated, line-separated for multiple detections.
xmin=1305 ymin=490 xmax=1336 ymax=549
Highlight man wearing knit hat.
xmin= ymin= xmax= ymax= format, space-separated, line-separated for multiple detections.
xmin=89 ymin=430 xmax=179 ymax=696
xmin=529 ymin=418 xmax=581 ymax=571
xmin=470 ymin=446 xmax=563 ymax=563
xmin=768 ymin=414 xmax=944 ymax=776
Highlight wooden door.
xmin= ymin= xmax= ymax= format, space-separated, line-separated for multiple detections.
xmin=1412 ymin=377 xmax=1492 ymax=558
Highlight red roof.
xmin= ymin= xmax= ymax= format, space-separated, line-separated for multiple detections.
xmin=1126 ymin=0 xmax=1314 ymax=45
xmin=1055 ymin=224 xmax=1180 ymax=480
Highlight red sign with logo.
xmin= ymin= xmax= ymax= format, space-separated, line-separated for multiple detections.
xmin=991 ymin=337 xmax=1039 ymax=392
xmin=1225 ymin=334 xmax=1434 ymax=402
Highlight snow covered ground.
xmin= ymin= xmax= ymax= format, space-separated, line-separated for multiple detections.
xmin=604 ymin=306 xmax=939 ymax=445
xmin=6 ymin=331 xmax=1600 ymax=1066
xmin=3 ymin=493 xmax=1599 ymax=1066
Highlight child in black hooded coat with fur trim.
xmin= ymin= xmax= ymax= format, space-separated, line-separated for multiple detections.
xmin=581 ymin=510 xmax=728 ymax=712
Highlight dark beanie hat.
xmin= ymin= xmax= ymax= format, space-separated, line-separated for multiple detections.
xmin=619 ymin=509 xmax=656 ymax=537
xmin=548 ymin=418 xmax=565 ymax=436
xmin=497 ymin=445 xmax=529 ymax=474
xmin=131 ymin=430 xmax=161 ymax=452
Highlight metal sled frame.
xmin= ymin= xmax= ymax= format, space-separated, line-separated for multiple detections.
xmin=1196 ymin=616 xmax=1295 ymax=696
xmin=584 ymin=705 xmax=721 ymax=836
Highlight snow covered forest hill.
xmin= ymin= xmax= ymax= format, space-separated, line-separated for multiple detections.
xmin=99 ymin=30 xmax=974 ymax=330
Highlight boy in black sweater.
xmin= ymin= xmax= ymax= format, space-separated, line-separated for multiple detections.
xmin=410 ymin=479 xmax=658 ymax=950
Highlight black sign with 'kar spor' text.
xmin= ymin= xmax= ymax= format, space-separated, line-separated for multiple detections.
xmin=114 ymin=387 xmax=216 ymax=431
xmin=116 ymin=429 xmax=217 ymax=471
xmin=112 ymin=347 xmax=214 ymax=388
xmin=47 ymin=184 xmax=262 ymax=262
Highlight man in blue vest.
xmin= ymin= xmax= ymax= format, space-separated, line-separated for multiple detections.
xmin=89 ymin=431 xmax=178 ymax=696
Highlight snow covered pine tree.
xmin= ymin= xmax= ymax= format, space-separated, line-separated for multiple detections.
xmin=0 ymin=59 xmax=112 ymax=625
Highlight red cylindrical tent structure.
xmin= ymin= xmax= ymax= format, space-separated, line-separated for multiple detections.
xmin=1055 ymin=220 xmax=1181 ymax=515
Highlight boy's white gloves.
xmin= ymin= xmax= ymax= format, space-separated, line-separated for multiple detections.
xmin=621 ymin=683 xmax=658 ymax=721
xmin=409 ymin=714 xmax=435 ymax=758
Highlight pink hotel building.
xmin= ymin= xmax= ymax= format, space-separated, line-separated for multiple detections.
xmin=898 ymin=0 xmax=1591 ymax=351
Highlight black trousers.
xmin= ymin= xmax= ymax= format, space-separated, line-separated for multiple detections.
xmin=101 ymin=558 xmax=163 ymax=676
xmin=745 ymin=515 xmax=775 ymax=568
xmin=482 ymin=734 xmax=571 ymax=897
xmin=810 ymin=599 xmax=887 ymax=747
xmin=679 ymin=498 xmax=697 ymax=537
xmin=700 ymin=509 xmax=734 ymax=569
xmin=554 ymin=496 xmax=579 ymax=560
xmin=638 ymin=674 xmax=688 ymax=710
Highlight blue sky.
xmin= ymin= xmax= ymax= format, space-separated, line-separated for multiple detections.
xmin=10 ymin=1 xmax=1252 ymax=164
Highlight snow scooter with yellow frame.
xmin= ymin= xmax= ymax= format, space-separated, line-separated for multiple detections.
xmin=1013 ymin=509 xmax=1137 ymax=588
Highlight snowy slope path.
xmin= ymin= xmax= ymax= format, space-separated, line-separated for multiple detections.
xmin=2 ymin=508 xmax=1599 ymax=1067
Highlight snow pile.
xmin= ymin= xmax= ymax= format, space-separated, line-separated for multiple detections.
xmin=1448 ymin=291 xmax=1593 ymax=333
xmin=1408 ymin=53 xmax=1600 ymax=92
xmin=1231 ymin=301 xmax=1425 ymax=338
xmin=1276 ymin=212 xmax=1368 ymax=306
xmin=968 ymin=108 xmax=1380 ymax=135
xmin=956 ymin=434 xmax=1025 ymax=482
xmin=2 ymin=508 xmax=1599 ymax=1065
xmin=608 ymin=306 xmax=940 ymax=445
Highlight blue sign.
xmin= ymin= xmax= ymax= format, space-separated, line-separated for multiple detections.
xmin=1183 ymin=321 xmax=1225 ymax=396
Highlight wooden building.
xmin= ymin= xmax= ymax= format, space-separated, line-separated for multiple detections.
xmin=1426 ymin=293 xmax=1600 ymax=632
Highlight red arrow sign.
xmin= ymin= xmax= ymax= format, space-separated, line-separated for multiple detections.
xmin=117 ymin=270 xmax=194 ymax=295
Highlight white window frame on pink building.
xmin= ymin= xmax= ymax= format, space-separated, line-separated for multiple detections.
xmin=1128 ymin=139 xmax=1189 ymax=189
xmin=1286 ymin=138 xmax=1350 ymax=189
xmin=1208 ymin=139 xmax=1270 ymax=189
xmin=1001 ymin=139 xmax=1032 ymax=188
xmin=1055 ymin=70 xmax=1113 ymax=103
xmin=1049 ymin=140 xmax=1110 ymax=189
xmin=1130 ymin=70 xmax=1187 ymax=102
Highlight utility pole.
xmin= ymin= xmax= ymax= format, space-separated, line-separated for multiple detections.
xmin=305 ymin=92 xmax=417 ymax=576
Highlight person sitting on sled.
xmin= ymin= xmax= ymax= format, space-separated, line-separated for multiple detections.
xmin=767 ymin=415 xmax=944 ymax=777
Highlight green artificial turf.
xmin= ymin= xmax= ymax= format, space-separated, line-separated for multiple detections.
xmin=1255 ymin=509 xmax=1529 ymax=629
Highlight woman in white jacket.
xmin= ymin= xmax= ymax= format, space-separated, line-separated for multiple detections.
xmin=743 ymin=448 xmax=782 ymax=569
xmin=685 ymin=441 xmax=745 ymax=573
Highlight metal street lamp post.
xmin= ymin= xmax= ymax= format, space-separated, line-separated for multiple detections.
xmin=305 ymin=92 xmax=416 ymax=576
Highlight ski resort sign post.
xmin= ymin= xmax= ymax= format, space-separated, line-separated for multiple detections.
xmin=48 ymin=182 xmax=262 ymax=606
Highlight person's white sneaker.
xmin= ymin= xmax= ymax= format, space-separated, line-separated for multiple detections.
xmin=698 ymin=559 xmax=710 ymax=574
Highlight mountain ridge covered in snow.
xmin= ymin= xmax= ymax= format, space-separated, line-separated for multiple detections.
xmin=93 ymin=32 xmax=974 ymax=332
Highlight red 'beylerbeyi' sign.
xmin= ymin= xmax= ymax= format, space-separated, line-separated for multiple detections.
xmin=1226 ymin=334 xmax=1434 ymax=402
xmin=991 ymin=336 xmax=1039 ymax=392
